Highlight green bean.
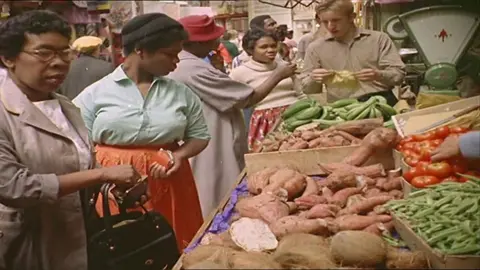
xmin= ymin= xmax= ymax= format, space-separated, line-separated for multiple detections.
xmin=452 ymin=199 xmax=475 ymax=216
xmin=408 ymin=189 xmax=429 ymax=198
xmin=424 ymin=224 xmax=444 ymax=235
xmin=412 ymin=208 xmax=435 ymax=219
xmin=465 ymin=201 xmax=478 ymax=214
xmin=432 ymin=195 xmax=455 ymax=208
xmin=443 ymin=244 xmax=480 ymax=255
xmin=427 ymin=227 xmax=462 ymax=245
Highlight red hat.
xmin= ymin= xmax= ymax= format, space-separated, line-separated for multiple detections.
xmin=179 ymin=15 xmax=225 ymax=42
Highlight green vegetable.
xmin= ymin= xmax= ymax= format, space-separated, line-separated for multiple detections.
xmin=294 ymin=106 xmax=322 ymax=120
xmin=344 ymin=102 xmax=362 ymax=111
xmin=285 ymin=119 xmax=312 ymax=132
xmin=312 ymin=118 xmax=345 ymax=129
xmin=330 ymin=98 xmax=358 ymax=108
xmin=282 ymin=99 xmax=315 ymax=119
xmin=372 ymin=95 xmax=388 ymax=104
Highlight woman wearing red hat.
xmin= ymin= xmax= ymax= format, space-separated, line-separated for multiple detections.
xmin=168 ymin=15 xmax=296 ymax=218
xmin=73 ymin=13 xmax=209 ymax=251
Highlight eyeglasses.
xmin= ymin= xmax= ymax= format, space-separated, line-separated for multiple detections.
xmin=22 ymin=48 xmax=75 ymax=62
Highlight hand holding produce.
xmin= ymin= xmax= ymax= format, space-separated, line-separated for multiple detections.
xmin=310 ymin=68 xmax=333 ymax=83
xmin=324 ymin=70 xmax=359 ymax=89
xmin=275 ymin=62 xmax=297 ymax=80
xmin=354 ymin=68 xmax=380 ymax=82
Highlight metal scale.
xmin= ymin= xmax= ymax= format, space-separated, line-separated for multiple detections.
xmin=384 ymin=5 xmax=480 ymax=90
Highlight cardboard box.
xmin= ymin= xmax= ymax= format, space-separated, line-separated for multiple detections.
xmin=392 ymin=214 xmax=480 ymax=269
xmin=244 ymin=146 xmax=395 ymax=175
xmin=392 ymin=96 xmax=480 ymax=137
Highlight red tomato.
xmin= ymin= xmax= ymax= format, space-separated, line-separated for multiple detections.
xmin=403 ymin=169 xmax=415 ymax=182
xmin=413 ymin=131 xmax=436 ymax=142
xmin=450 ymin=127 xmax=469 ymax=134
xmin=403 ymin=142 xmax=419 ymax=152
xmin=426 ymin=162 xmax=453 ymax=179
xmin=457 ymin=176 xmax=469 ymax=183
xmin=431 ymin=139 xmax=443 ymax=147
xmin=402 ymin=149 xmax=420 ymax=158
xmin=405 ymin=156 xmax=420 ymax=167
xmin=415 ymin=162 xmax=430 ymax=175
xmin=442 ymin=176 xmax=459 ymax=182
xmin=414 ymin=141 xmax=435 ymax=153
xmin=450 ymin=160 xmax=468 ymax=174
xmin=400 ymin=135 xmax=415 ymax=145
xmin=418 ymin=147 xmax=435 ymax=161
xmin=434 ymin=126 xmax=450 ymax=139
xmin=395 ymin=144 xmax=403 ymax=151
xmin=411 ymin=176 xmax=441 ymax=188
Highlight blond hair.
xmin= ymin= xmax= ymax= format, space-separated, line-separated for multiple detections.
xmin=315 ymin=0 xmax=354 ymax=16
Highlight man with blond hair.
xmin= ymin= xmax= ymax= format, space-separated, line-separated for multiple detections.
xmin=301 ymin=0 xmax=405 ymax=106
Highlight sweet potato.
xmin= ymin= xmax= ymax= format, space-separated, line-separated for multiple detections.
xmin=323 ymin=170 xmax=357 ymax=192
xmin=382 ymin=177 xmax=402 ymax=191
xmin=294 ymin=194 xmax=327 ymax=210
xmin=235 ymin=193 xmax=289 ymax=224
xmin=308 ymin=137 xmax=325 ymax=148
xmin=338 ymin=195 xmax=393 ymax=216
xmin=373 ymin=205 xmax=388 ymax=215
xmin=343 ymin=128 xmax=398 ymax=166
xmin=301 ymin=130 xmax=320 ymax=141
xmin=303 ymin=204 xmax=341 ymax=219
xmin=300 ymin=177 xmax=319 ymax=197
xmin=333 ymin=215 xmax=392 ymax=231
xmin=282 ymin=173 xmax=307 ymax=200
xmin=263 ymin=168 xmax=298 ymax=193
xmin=356 ymin=175 xmax=376 ymax=187
xmin=364 ymin=188 xmax=382 ymax=198
xmin=320 ymin=163 xmax=386 ymax=178
xmin=375 ymin=177 xmax=388 ymax=190
xmin=279 ymin=141 xmax=291 ymax=151
xmin=262 ymin=142 xmax=280 ymax=152
xmin=331 ymin=118 xmax=383 ymax=137
xmin=290 ymin=140 xmax=309 ymax=150
xmin=247 ymin=167 xmax=277 ymax=194
xmin=329 ymin=187 xmax=362 ymax=207
xmin=346 ymin=194 xmax=366 ymax=208
xmin=333 ymin=130 xmax=362 ymax=144
xmin=269 ymin=216 xmax=331 ymax=238
xmin=363 ymin=223 xmax=383 ymax=236
xmin=388 ymin=190 xmax=403 ymax=199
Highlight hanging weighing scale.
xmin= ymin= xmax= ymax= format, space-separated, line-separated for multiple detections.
xmin=395 ymin=5 xmax=480 ymax=89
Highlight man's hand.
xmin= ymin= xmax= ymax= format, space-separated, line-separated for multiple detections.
xmin=431 ymin=135 xmax=461 ymax=162
xmin=355 ymin=68 xmax=380 ymax=82
xmin=311 ymin=69 xmax=333 ymax=83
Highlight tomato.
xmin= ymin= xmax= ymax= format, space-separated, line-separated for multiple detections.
xmin=404 ymin=156 xmax=420 ymax=167
xmin=403 ymin=169 xmax=416 ymax=182
xmin=411 ymin=176 xmax=441 ymax=188
xmin=403 ymin=142 xmax=419 ymax=152
xmin=426 ymin=162 xmax=453 ymax=179
xmin=395 ymin=144 xmax=403 ymax=151
xmin=449 ymin=159 xmax=468 ymax=174
xmin=458 ymin=170 xmax=480 ymax=183
xmin=418 ymin=147 xmax=435 ymax=161
xmin=442 ymin=176 xmax=459 ymax=182
xmin=400 ymin=135 xmax=415 ymax=145
xmin=434 ymin=126 xmax=450 ymax=139
xmin=402 ymin=149 xmax=420 ymax=158
xmin=413 ymin=131 xmax=436 ymax=142
xmin=431 ymin=139 xmax=443 ymax=147
xmin=413 ymin=141 xmax=435 ymax=153
xmin=457 ymin=176 xmax=469 ymax=183
xmin=450 ymin=127 xmax=469 ymax=134
xmin=415 ymin=162 xmax=430 ymax=175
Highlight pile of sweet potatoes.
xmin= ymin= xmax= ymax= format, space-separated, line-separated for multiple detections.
xmin=239 ymin=162 xmax=403 ymax=239
xmin=258 ymin=129 xmax=361 ymax=152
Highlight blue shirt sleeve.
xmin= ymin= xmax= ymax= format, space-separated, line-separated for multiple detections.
xmin=459 ymin=131 xmax=480 ymax=159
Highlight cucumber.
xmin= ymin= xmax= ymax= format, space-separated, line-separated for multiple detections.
xmin=294 ymin=106 xmax=322 ymax=120
xmin=354 ymin=105 xmax=374 ymax=120
xmin=282 ymin=100 xmax=313 ymax=119
xmin=338 ymin=111 xmax=348 ymax=120
xmin=346 ymin=98 xmax=376 ymax=120
xmin=372 ymin=95 xmax=388 ymax=104
xmin=330 ymin=98 xmax=358 ymax=108
xmin=376 ymin=102 xmax=397 ymax=116
xmin=286 ymin=119 xmax=313 ymax=132
xmin=375 ymin=104 xmax=391 ymax=121
xmin=373 ymin=107 xmax=383 ymax=118
xmin=383 ymin=119 xmax=394 ymax=129
xmin=312 ymin=118 xmax=345 ymax=129
xmin=345 ymin=102 xmax=362 ymax=111
xmin=322 ymin=106 xmax=335 ymax=120
xmin=368 ymin=107 xmax=376 ymax=119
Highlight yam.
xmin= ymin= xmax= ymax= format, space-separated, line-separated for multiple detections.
xmin=235 ymin=192 xmax=289 ymax=224
xmin=346 ymin=194 xmax=366 ymax=208
xmin=300 ymin=130 xmax=320 ymax=141
xmin=303 ymin=204 xmax=341 ymax=219
xmin=182 ymin=245 xmax=235 ymax=269
xmin=299 ymin=176 xmax=319 ymax=197
xmin=229 ymin=251 xmax=282 ymax=269
xmin=338 ymin=195 xmax=393 ymax=216
xmin=386 ymin=246 xmax=429 ymax=269
xmin=269 ymin=216 xmax=331 ymax=239
xmin=200 ymin=231 xmax=240 ymax=250
xmin=282 ymin=173 xmax=307 ymax=200
xmin=333 ymin=214 xmax=392 ymax=231
xmin=323 ymin=170 xmax=357 ymax=192
xmin=329 ymin=187 xmax=362 ymax=207
xmin=382 ymin=177 xmax=403 ymax=191
xmin=332 ymin=118 xmax=383 ymax=137
xmin=364 ymin=188 xmax=382 ymax=198
xmin=294 ymin=194 xmax=327 ymax=210
xmin=229 ymin=217 xmax=278 ymax=252
xmin=330 ymin=230 xmax=387 ymax=267
xmin=320 ymin=163 xmax=386 ymax=178
xmin=246 ymin=167 xmax=277 ymax=194
xmin=275 ymin=233 xmax=328 ymax=253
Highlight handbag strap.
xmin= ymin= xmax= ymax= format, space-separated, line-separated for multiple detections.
xmin=101 ymin=182 xmax=115 ymax=232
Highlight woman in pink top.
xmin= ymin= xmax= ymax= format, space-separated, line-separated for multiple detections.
xmin=230 ymin=29 xmax=306 ymax=152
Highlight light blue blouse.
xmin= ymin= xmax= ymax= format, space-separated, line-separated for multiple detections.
xmin=73 ymin=65 xmax=210 ymax=146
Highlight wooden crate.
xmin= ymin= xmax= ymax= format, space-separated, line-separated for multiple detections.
xmin=392 ymin=214 xmax=480 ymax=269
xmin=245 ymin=146 xmax=395 ymax=176
xmin=172 ymin=169 xmax=246 ymax=270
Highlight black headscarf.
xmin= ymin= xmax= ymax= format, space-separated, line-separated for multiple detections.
xmin=121 ymin=13 xmax=184 ymax=47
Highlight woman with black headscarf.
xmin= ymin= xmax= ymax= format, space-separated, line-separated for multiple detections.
xmin=73 ymin=13 xmax=209 ymax=250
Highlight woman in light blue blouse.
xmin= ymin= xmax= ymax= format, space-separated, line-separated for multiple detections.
xmin=73 ymin=13 xmax=210 ymax=251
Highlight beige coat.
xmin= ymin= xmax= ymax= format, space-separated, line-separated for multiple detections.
xmin=168 ymin=51 xmax=253 ymax=218
xmin=0 ymin=73 xmax=96 ymax=270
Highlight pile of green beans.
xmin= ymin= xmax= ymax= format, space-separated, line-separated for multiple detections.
xmin=386 ymin=177 xmax=480 ymax=255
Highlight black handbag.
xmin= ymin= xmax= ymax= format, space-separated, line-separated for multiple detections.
xmin=87 ymin=183 xmax=180 ymax=270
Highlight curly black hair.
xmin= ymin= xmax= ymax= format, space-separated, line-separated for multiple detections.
xmin=242 ymin=29 xmax=278 ymax=56
xmin=123 ymin=28 xmax=188 ymax=56
xmin=0 ymin=10 xmax=71 ymax=67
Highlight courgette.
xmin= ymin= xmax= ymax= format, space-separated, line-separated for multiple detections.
xmin=330 ymin=98 xmax=358 ymax=108
xmin=345 ymin=102 xmax=362 ymax=111
xmin=282 ymin=100 xmax=313 ymax=119
xmin=312 ymin=118 xmax=345 ymax=129
xmin=372 ymin=95 xmax=388 ymax=104
xmin=294 ymin=106 xmax=322 ymax=120
xmin=354 ymin=105 xmax=374 ymax=120
xmin=346 ymin=98 xmax=377 ymax=120
xmin=286 ymin=119 xmax=313 ymax=132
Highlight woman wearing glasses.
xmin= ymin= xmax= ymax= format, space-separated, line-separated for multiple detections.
xmin=0 ymin=10 xmax=140 ymax=270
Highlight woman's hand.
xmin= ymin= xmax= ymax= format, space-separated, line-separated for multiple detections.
xmin=149 ymin=152 xmax=183 ymax=179
xmin=275 ymin=63 xmax=297 ymax=80
xmin=101 ymin=165 xmax=141 ymax=188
